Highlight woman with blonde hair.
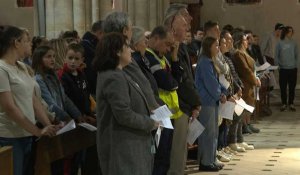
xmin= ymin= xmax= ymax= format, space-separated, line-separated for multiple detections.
xmin=49 ymin=38 xmax=68 ymax=70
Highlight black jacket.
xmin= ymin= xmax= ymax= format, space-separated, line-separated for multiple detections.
xmin=80 ymin=31 xmax=98 ymax=95
xmin=61 ymin=70 xmax=92 ymax=115
xmin=176 ymin=43 xmax=201 ymax=115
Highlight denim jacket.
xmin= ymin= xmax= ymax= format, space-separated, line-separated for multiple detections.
xmin=195 ymin=55 xmax=227 ymax=106
xmin=35 ymin=72 xmax=81 ymax=121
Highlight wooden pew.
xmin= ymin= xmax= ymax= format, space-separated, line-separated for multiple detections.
xmin=34 ymin=127 xmax=96 ymax=175
xmin=0 ymin=146 xmax=13 ymax=175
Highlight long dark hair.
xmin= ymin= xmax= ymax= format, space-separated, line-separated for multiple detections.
xmin=201 ymin=36 xmax=217 ymax=58
xmin=32 ymin=45 xmax=54 ymax=75
xmin=201 ymin=36 xmax=220 ymax=74
xmin=93 ymin=32 xmax=127 ymax=72
xmin=280 ymin=26 xmax=293 ymax=40
xmin=0 ymin=25 xmax=25 ymax=58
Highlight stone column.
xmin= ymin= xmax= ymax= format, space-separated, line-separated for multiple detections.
xmin=85 ymin=0 xmax=92 ymax=32
xmin=73 ymin=0 xmax=86 ymax=37
xmin=99 ymin=0 xmax=113 ymax=20
xmin=148 ymin=0 xmax=158 ymax=30
xmin=91 ymin=0 xmax=100 ymax=23
xmin=53 ymin=0 xmax=73 ymax=37
xmin=127 ymin=0 xmax=135 ymax=25
xmin=45 ymin=0 xmax=55 ymax=38
xmin=134 ymin=0 xmax=148 ymax=29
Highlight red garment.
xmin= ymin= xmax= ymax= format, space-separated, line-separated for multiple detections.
xmin=57 ymin=63 xmax=85 ymax=80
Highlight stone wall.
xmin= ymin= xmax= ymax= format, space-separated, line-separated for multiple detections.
xmin=0 ymin=0 xmax=34 ymax=35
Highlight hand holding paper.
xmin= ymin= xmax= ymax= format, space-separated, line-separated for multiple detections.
xmin=187 ymin=120 xmax=205 ymax=145
xmin=151 ymin=105 xmax=174 ymax=129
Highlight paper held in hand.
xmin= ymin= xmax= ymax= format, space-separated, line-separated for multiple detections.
xmin=219 ymin=101 xmax=235 ymax=120
xmin=235 ymin=98 xmax=255 ymax=113
xmin=151 ymin=105 xmax=174 ymax=129
xmin=256 ymin=62 xmax=271 ymax=72
xmin=234 ymin=102 xmax=244 ymax=116
xmin=219 ymin=74 xmax=230 ymax=89
xmin=187 ymin=119 xmax=205 ymax=145
xmin=56 ymin=119 xmax=76 ymax=135
xmin=78 ymin=123 xmax=97 ymax=131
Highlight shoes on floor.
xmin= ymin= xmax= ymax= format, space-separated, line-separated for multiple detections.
xmin=224 ymin=146 xmax=238 ymax=155
xmin=214 ymin=160 xmax=225 ymax=169
xmin=238 ymin=142 xmax=255 ymax=150
xmin=280 ymin=104 xmax=287 ymax=111
xmin=199 ymin=164 xmax=221 ymax=172
xmin=217 ymin=151 xmax=231 ymax=162
xmin=229 ymin=143 xmax=246 ymax=152
xmin=289 ymin=104 xmax=296 ymax=111
xmin=248 ymin=124 xmax=260 ymax=133
xmin=242 ymin=124 xmax=253 ymax=134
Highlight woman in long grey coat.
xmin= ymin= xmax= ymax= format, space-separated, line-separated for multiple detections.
xmin=94 ymin=33 xmax=159 ymax=175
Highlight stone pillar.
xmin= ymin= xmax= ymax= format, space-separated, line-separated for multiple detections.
xmin=91 ymin=0 xmax=100 ymax=23
xmin=73 ymin=0 xmax=86 ymax=37
xmin=127 ymin=0 xmax=135 ymax=25
xmin=45 ymin=0 xmax=55 ymax=38
xmin=54 ymin=0 xmax=73 ymax=37
xmin=114 ymin=0 xmax=123 ymax=11
xmin=148 ymin=0 xmax=158 ymax=30
xmin=99 ymin=0 xmax=113 ymax=20
xmin=85 ymin=0 xmax=92 ymax=32
xmin=134 ymin=0 xmax=148 ymax=29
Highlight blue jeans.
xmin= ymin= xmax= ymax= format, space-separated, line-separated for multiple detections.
xmin=0 ymin=136 xmax=33 ymax=175
xmin=197 ymin=106 xmax=218 ymax=166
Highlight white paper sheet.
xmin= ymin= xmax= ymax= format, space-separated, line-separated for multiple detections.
xmin=219 ymin=74 xmax=230 ymax=89
xmin=187 ymin=120 xmax=205 ymax=145
xmin=151 ymin=105 xmax=174 ymax=129
xmin=235 ymin=98 xmax=255 ymax=113
xmin=234 ymin=102 xmax=244 ymax=116
xmin=155 ymin=127 xmax=162 ymax=147
xmin=56 ymin=120 xmax=76 ymax=135
xmin=78 ymin=123 xmax=97 ymax=131
xmin=219 ymin=101 xmax=235 ymax=120
xmin=268 ymin=65 xmax=279 ymax=70
xmin=153 ymin=105 xmax=173 ymax=119
xmin=256 ymin=62 xmax=271 ymax=72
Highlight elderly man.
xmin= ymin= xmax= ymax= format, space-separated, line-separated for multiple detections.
xmin=164 ymin=4 xmax=201 ymax=175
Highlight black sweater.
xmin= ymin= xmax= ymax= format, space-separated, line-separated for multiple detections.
xmin=61 ymin=70 xmax=92 ymax=115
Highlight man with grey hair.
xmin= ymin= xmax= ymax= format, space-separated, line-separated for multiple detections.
xmin=164 ymin=4 xmax=201 ymax=175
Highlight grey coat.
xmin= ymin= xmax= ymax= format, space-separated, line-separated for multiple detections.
xmin=96 ymin=69 xmax=155 ymax=175
xmin=123 ymin=59 xmax=159 ymax=110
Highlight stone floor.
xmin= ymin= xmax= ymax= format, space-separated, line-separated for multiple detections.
xmin=185 ymin=91 xmax=300 ymax=175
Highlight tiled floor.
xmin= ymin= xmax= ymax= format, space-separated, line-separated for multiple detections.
xmin=185 ymin=91 xmax=300 ymax=175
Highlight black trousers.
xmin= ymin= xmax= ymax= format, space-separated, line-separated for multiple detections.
xmin=279 ymin=68 xmax=297 ymax=105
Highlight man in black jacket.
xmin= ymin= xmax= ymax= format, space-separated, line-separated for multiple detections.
xmin=81 ymin=20 xmax=103 ymax=97
xmin=164 ymin=4 xmax=201 ymax=175
xmin=80 ymin=21 xmax=103 ymax=175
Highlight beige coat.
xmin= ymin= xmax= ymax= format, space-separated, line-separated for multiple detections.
xmin=232 ymin=50 xmax=257 ymax=106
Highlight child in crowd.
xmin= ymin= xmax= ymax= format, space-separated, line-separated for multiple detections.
xmin=32 ymin=45 xmax=85 ymax=123
xmin=59 ymin=43 xmax=96 ymax=123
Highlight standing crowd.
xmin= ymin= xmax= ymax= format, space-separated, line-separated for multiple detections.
xmin=0 ymin=3 xmax=298 ymax=175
